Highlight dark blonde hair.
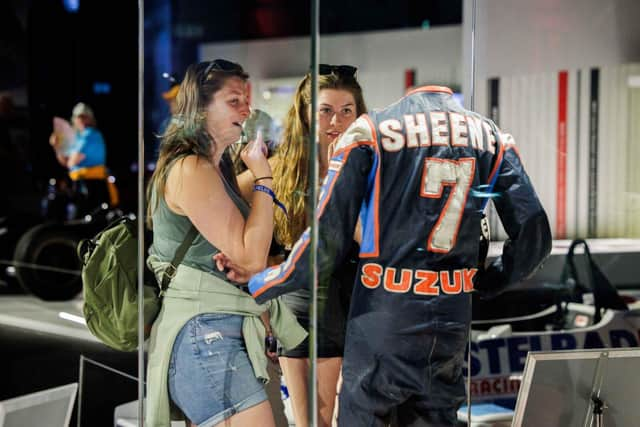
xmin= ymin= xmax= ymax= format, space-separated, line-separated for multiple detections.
xmin=273 ymin=72 xmax=367 ymax=247
xmin=146 ymin=60 xmax=249 ymax=226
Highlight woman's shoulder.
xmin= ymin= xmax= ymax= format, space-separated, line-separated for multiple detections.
xmin=171 ymin=154 xmax=211 ymax=172
xmin=167 ymin=154 xmax=219 ymax=186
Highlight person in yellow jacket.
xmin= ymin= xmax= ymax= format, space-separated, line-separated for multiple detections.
xmin=49 ymin=102 xmax=118 ymax=215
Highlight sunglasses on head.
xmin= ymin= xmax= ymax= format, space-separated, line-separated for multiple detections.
xmin=201 ymin=59 xmax=244 ymax=82
xmin=318 ymin=64 xmax=358 ymax=78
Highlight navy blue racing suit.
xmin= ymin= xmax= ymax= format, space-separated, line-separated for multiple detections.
xmin=250 ymin=86 xmax=552 ymax=426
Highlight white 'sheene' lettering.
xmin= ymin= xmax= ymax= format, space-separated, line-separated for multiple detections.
xmin=379 ymin=119 xmax=404 ymax=151
xmin=482 ymin=121 xmax=497 ymax=155
xmin=404 ymin=113 xmax=430 ymax=148
xmin=379 ymin=112 xmax=500 ymax=153
xmin=450 ymin=112 xmax=468 ymax=147
xmin=430 ymin=111 xmax=449 ymax=146
xmin=467 ymin=115 xmax=484 ymax=150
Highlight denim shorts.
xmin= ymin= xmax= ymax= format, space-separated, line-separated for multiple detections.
xmin=168 ymin=313 xmax=268 ymax=427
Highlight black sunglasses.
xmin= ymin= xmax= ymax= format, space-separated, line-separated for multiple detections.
xmin=202 ymin=59 xmax=244 ymax=82
xmin=318 ymin=64 xmax=358 ymax=78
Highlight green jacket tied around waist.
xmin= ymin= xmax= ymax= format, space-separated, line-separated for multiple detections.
xmin=145 ymin=256 xmax=307 ymax=427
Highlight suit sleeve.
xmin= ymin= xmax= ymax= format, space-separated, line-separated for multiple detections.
xmin=475 ymin=142 xmax=552 ymax=298
xmin=249 ymin=116 xmax=376 ymax=304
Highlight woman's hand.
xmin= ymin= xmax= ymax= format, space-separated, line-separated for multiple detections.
xmin=213 ymin=252 xmax=254 ymax=283
xmin=240 ymin=129 xmax=271 ymax=178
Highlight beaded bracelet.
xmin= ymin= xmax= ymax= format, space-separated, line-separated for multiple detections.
xmin=254 ymin=184 xmax=288 ymax=217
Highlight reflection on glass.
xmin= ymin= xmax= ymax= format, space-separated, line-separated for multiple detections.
xmin=145 ymin=60 xmax=287 ymax=427
xmin=142 ymin=2 xmax=313 ymax=427
xmin=513 ymin=348 xmax=640 ymax=427
xmin=468 ymin=1 xmax=640 ymax=425
xmin=309 ymin=2 xmax=520 ymax=426
xmin=0 ymin=1 xmax=139 ymax=426
xmin=256 ymin=67 xmax=369 ymax=427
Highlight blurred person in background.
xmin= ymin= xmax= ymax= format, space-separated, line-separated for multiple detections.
xmin=147 ymin=73 xmax=181 ymax=168
xmin=161 ymin=73 xmax=180 ymax=119
xmin=49 ymin=102 xmax=118 ymax=216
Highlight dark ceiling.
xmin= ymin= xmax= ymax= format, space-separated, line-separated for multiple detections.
xmin=0 ymin=0 xmax=461 ymax=208
xmin=1 ymin=0 xmax=462 ymax=92
xmin=170 ymin=0 xmax=461 ymax=42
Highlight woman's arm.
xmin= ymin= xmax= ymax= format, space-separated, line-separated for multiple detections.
xmin=167 ymin=155 xmax=274 ymax=274
xmin=236 ymin=155 xmax=280 ymax=203
xmin=236 ymin=167 xmax=255 ymax=202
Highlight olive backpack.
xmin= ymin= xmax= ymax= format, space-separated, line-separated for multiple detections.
xmin=77 ymin=216 xmax=197 ymax=351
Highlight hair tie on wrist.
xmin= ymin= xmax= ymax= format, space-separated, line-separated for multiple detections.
xmin=254 ymin=176 xmax=273 ymax=184
xmin=254 ymin=184 xmax=288 ymax=218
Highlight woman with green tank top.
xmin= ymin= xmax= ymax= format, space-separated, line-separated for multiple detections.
xmin=145 ymin=60 xmax=306 ymax=427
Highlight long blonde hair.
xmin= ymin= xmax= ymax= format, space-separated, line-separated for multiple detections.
xmin=146 ymin=60 xmax=249 ymax=226
xmin=273 ymin=72 xmax=367 ymax=247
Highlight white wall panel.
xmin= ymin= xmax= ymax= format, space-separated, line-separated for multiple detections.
xmin=487 ymin=64 xmax=639 ymax=240
xmin=575 ymin=69 xmax=591 ymax=238
xmin=622 ymin=64 xmax=640 ymax=238
xmin=462 ymin=0 xmax=640 ymax=241
xmin=604 ymin=63 xmax=640 ymax=238
xmin=598 ymin=65 xmax=631 ymax=237
xmin=543 ymin=72 xmax=558 ymax=238
xmin=627 ymin=65 xmax=640 ymax=237
xmin=488 ymin=72 xmax=560 ymax=240
xmin=613 ymin=66 xmax=628 ymax=237
xmin=199 ymin=18 xmax=640 ymax=240
xmin=200 ymin=26 xmax=463 ymax=111
xmin=463 ymin=0 xmax=640 ymax=101
xmin=598 ymin=67 xmax=611 ymax=237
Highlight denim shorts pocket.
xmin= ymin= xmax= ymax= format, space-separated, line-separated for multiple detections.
xmin=192 ymin=314 xmax=244 ymax=360
xmin=168 ymin=314 xmax=265 ymax=425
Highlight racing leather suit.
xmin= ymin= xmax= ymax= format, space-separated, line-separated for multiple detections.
xmin=250 ymin=86 xmax=552 ymax=426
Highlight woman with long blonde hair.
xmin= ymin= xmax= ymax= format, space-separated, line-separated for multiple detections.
xmin=235 ymin=65 xmax=367 ymax=427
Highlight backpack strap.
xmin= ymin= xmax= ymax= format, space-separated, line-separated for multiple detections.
xmin=160 ymin=225 xmax=199 ymax=291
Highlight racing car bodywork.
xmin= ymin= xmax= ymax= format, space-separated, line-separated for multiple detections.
xmin=467 ymin=238 xmax=639 ymax=406
xmin=468 ymin=301 xmax=640 ymax=403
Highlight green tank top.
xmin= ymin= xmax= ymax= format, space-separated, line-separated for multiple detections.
xmin=149 ymin=159 xmax=250 ymax=278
